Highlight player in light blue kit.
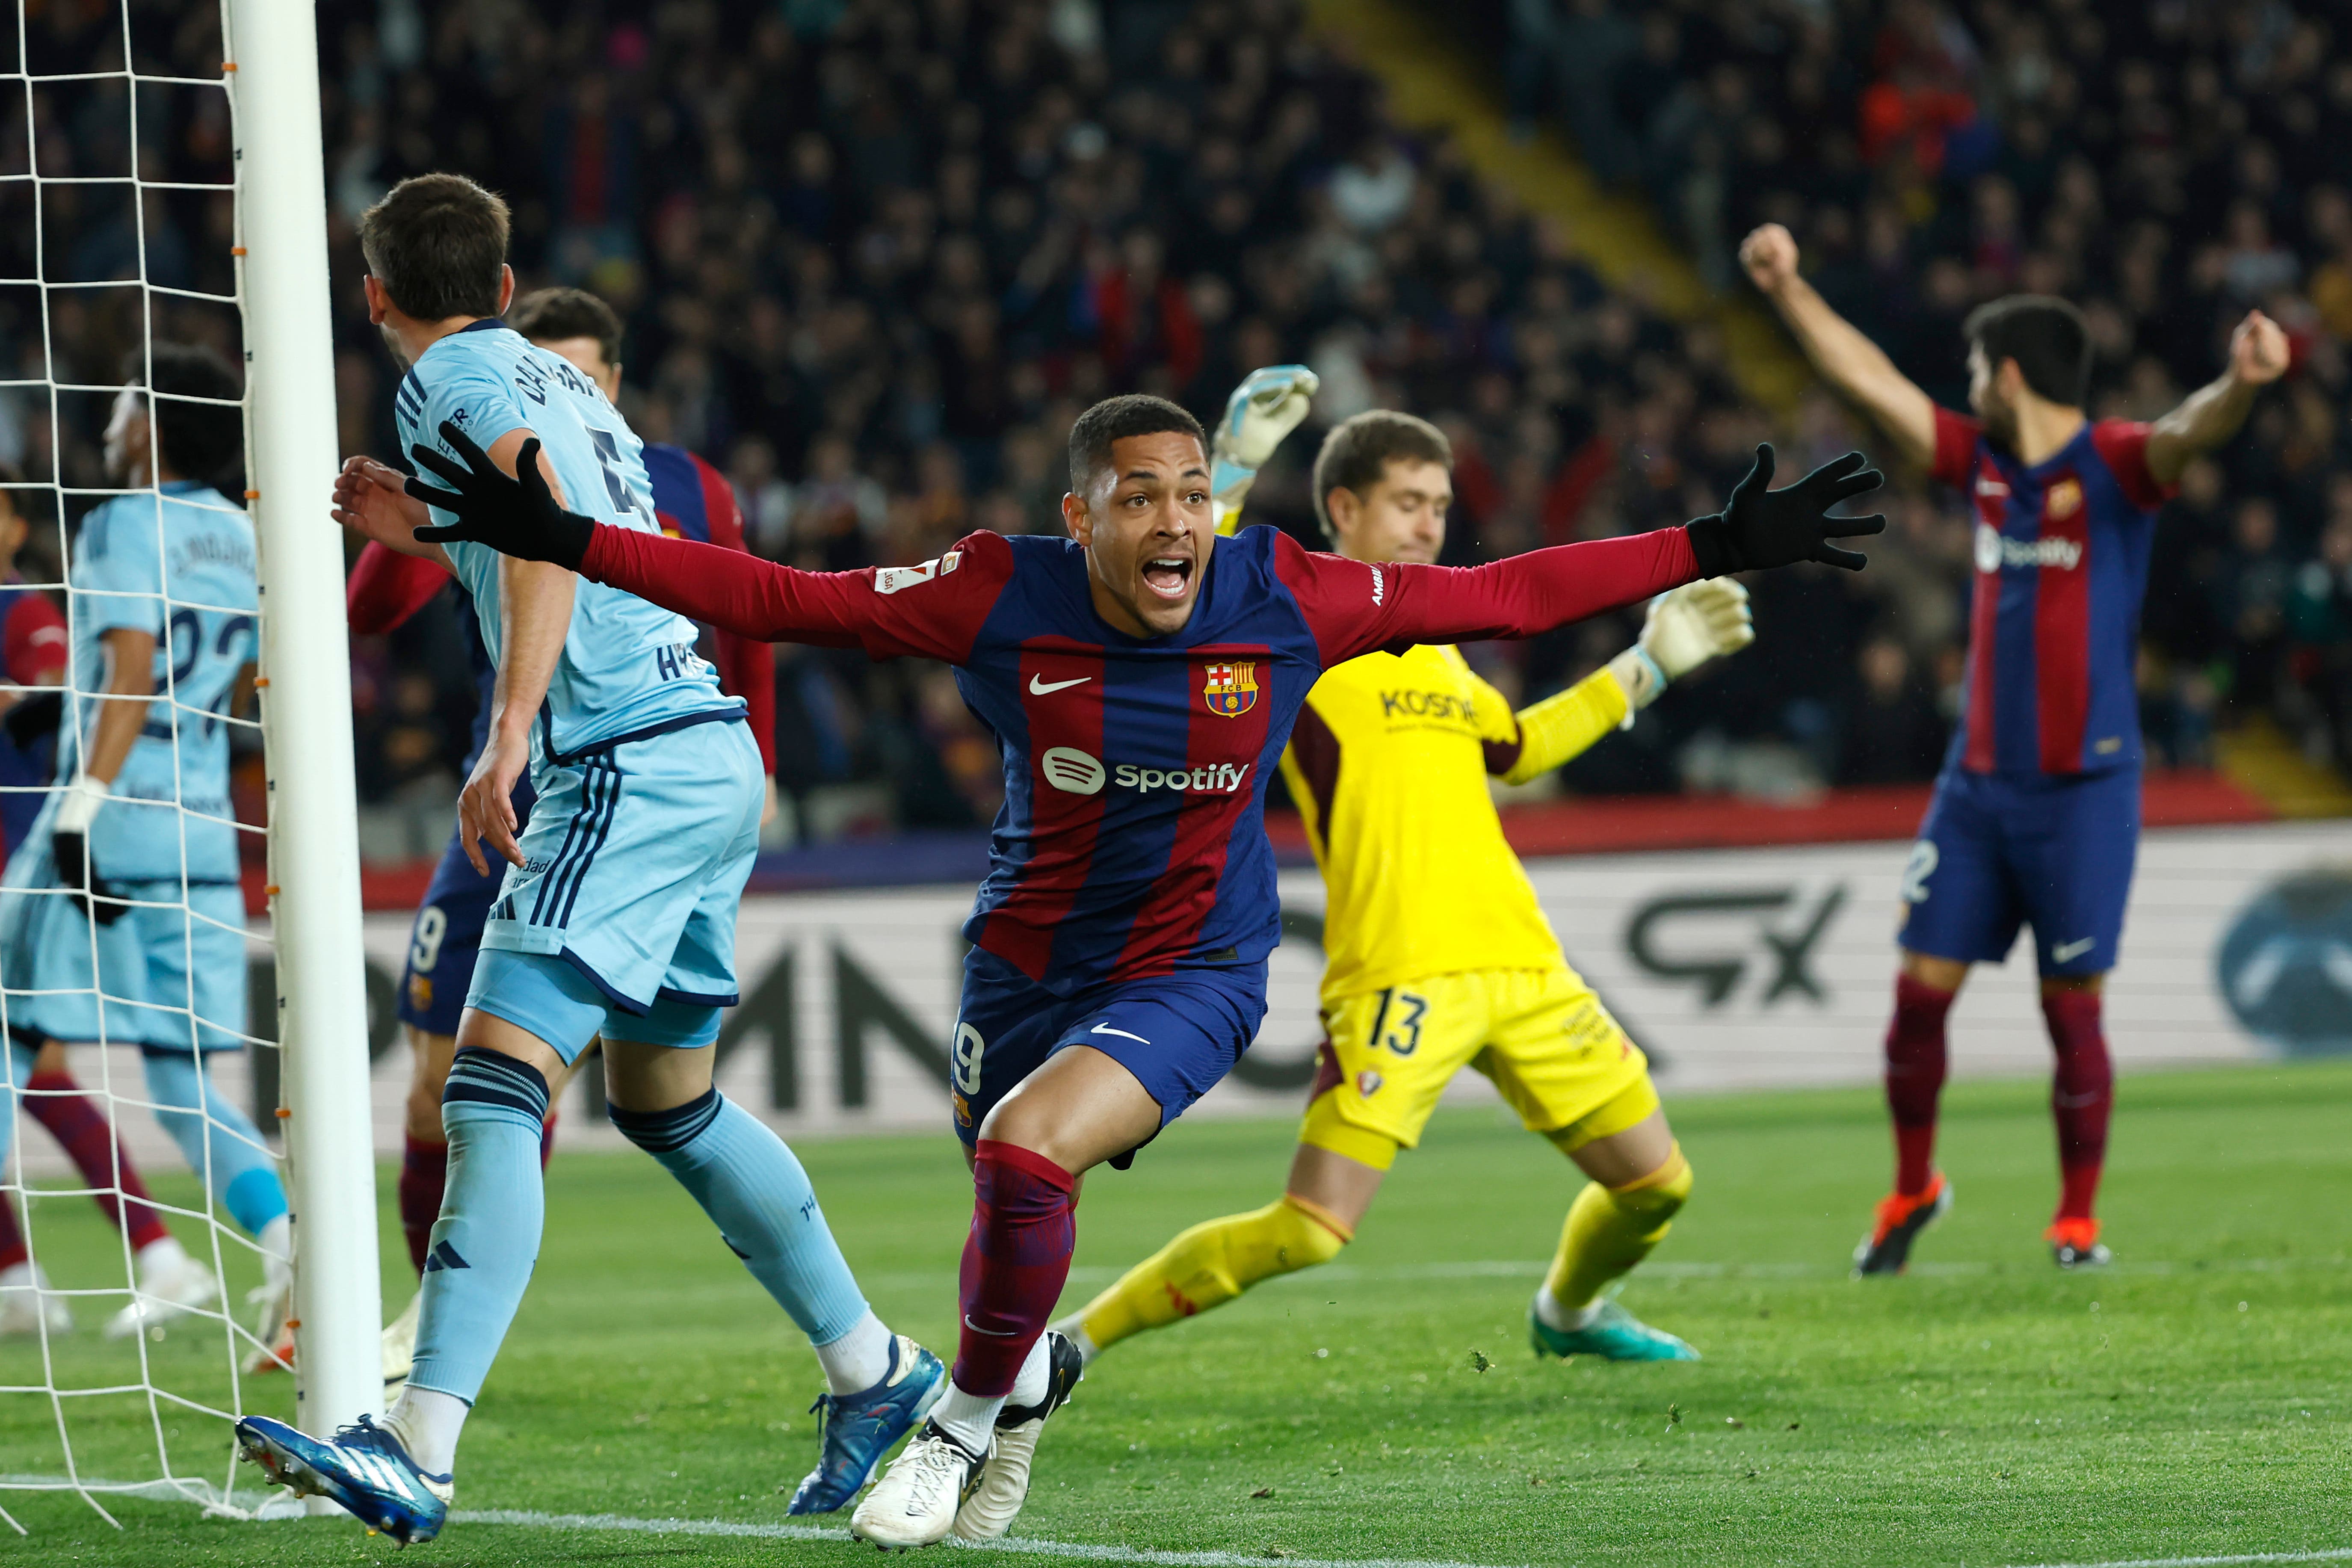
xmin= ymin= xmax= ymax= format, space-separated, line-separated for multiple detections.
xmin=234 ymin=175 xmax=942 ymax=1545
xmin=0 ymin=344 xmax=291 ymax=1346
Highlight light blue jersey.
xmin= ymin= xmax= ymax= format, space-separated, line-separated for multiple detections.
xmin=62 ymin=480 xmax=256 ymax=884
xmin=393 ymin=321 xmax=738 ymax=762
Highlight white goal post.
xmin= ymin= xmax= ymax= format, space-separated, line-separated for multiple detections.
xmin=226 ymin=0 xmax=379 ymax=1459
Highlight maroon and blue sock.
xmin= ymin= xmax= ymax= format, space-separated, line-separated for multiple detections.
xmin=1884 ymin=974 xmax=1955 ymax=1196
xmin=2042 ymin=989 xmax=2113 ymax=1222
xmin=953 ymin=1140 xmax=1076 ymax=1399
xmin=27 ymin=1070 xmax=169 ymax=1252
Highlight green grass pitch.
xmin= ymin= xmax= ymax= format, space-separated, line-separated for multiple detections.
xmin=3 ymin=1060 xmax=2348 ymax=1566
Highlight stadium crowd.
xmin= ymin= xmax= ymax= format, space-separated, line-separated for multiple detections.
xmin=6 ymin=0 xmax=2348 ymax=850
xmin=1509 ymin=0 xmax=2352 ymax=783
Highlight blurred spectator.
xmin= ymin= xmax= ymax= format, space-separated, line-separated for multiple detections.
xmin=1839 ymin=636 xmax=1948 ymax=786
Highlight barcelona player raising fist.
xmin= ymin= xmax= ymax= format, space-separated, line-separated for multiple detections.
xmin=407 ymin=386 xmax=1883 ymax=1548
xmin=1740 ymin=221 xmax=2287 ymax=1274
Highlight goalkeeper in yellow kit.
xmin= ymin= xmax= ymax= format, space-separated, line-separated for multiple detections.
xmin=1055 ymin=372 xmax=1755 ymax=1365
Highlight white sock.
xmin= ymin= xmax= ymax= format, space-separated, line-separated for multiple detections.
xmin=929 ymin=1380 xmax=1006 ymax=1455
xmin=0 ymin=1260 xmax=34 ymax=1289
xmin=135 ymin=1234 xmax=189 ymax=1280
xmin=812 ymin=1309 xmax=893 ymax=1395
xmin=1533 ymin=1284 xmax=1600 ymax=1333
xmin=383 ymin=1385 xmax=468 ymax=1477
xmin=257 ymin=1215 xmax=293 ymax=1292
xmin=1007 ymin=1333 xmax=1052 ymax=1407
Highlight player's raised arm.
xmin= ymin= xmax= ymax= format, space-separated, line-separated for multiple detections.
xmin=2142 ymin=309 xmax=2290 ymax=485
xmin=1284 ymin=444 xmax=1881 ymax=667
xmin=1210 ymin=364 xmax=1318 ymax=535
xmin=1741 ymin=222 xmax=1937 ymax=469
xmin=407 ymin=422 xmax=1005 ymax=665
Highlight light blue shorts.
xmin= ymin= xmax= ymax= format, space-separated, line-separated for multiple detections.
xmin=467 ymin=947 xmax=722 ymax=1061
xmin=0 ymin=830 xmax=249 ymax=1052
xmin=471 ymin=715 xmax=760 ymax=1055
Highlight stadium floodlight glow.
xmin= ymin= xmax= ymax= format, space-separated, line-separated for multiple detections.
xmin=0 ymin=0 xmax=376 ymax=1529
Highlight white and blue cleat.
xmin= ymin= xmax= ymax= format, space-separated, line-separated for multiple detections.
xmin=786 ymin=1333 xmax=947 ymax=1515
xmin=1529 ymin=1296 xmax=1701 ymax=1362
xmin=235 ymin=1412 xmax=452 ymax=1546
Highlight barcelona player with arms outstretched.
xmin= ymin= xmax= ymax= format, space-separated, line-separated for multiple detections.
xmin=410 ymin=388 xmax=1885 ymax=1548
xmin=1060 ymin=381 xmax=1757 ymax=1374
xmin=1740 ymin=221 xmax=2287 ymax=1273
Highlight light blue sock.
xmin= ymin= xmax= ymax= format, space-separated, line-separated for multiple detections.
xmin=0 ymin=1041 xmax=30 ymax=1172
xmin=408 ymin=1048 xmax=549 ymax=1405
xmin=139 ymin=1047 xmax=289 ymax=1237
xmin=608 ymin=1089 xmax=869 ymax=1345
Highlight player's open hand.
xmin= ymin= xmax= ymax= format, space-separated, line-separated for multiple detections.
xmin=1685 ymin=444 xmax=1885 ymax=575
xmin=2229 ymin=310 xmax=2290 ymax=386
xmin=1640 ymin=578 xmax=1755 ymax=679
xmin=407 ymin=423 xmax=594 ymax=571
xmin=1739 ymin=223 xmax=1800 ymax=294
xmin=1215 ymin=365 xmax=1319 ymax=474
xmin=331 ymin=456 xmax=432 ymax=551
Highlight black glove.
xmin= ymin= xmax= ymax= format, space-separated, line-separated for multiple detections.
xmin=5 ymin=689 xmax=61 ymax=750
xmin=53 ymin=830 xmax=130 ymax=926
xmin=406 ymin=422 xmax=595 ymax=571
xmin=1684 ymin=444 xmax=1887 ymax=575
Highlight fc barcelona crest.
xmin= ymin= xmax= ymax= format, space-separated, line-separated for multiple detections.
xmin=1202 ymin=660 xmax=1259 ymax=717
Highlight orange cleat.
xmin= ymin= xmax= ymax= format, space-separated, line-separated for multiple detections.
xmin=1852 ymin=1173 xmax=1952 ymax=1277
xmin=2045 ymin=1216 xmax=2110 ymax=1269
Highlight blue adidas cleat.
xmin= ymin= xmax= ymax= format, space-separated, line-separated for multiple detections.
xmin=235 ymin=1412 xmax=452 ymax=1545
xmin=1529 ymin=1297 xmax=1701 ymax=1362
xmin=786 ymin=1333 xmax=947 ymax=1515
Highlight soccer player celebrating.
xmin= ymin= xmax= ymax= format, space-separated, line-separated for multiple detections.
xmin=1739 ymin=221 xmax=2288 ymax=1273
xmin=235 ymin=175 xmax=941 ymax=1545
xmin=343 ymin=283 xmax=778 ymax=1393
xmin=1059 ymin=388 xmax=1756 ymax=1374
xmin=0 ymin=344 xmax=290 ymax=1343
xmin=407 ymin=377 xmax=1883 ymax=1546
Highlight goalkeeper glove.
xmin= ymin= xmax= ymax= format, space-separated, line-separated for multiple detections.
xmin=1683 ymin=445 xmax=1885 ymax=575
xmin=1211 ymin=364 xmax=1318 ymax=530
xmin=52 ymin=775 xmax=128 ymax=926
xmin=408 ymin=424 xmax=595 ymax=570
xmin=1607 ymin=578 xmax=1756 ymax=725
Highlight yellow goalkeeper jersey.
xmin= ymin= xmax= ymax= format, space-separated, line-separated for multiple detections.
xmin=1279 ymin=643 xmax=1626 ymax=1004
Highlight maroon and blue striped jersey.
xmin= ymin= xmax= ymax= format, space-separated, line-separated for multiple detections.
xmin=570 ymin=518 xmax=1700 ymax=995
xmin=1932 ymin=406 xmax=2174 ymax=777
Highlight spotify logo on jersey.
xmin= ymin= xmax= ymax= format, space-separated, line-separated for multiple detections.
xmin=1041 ymin=746 xmax=1106 ymax=794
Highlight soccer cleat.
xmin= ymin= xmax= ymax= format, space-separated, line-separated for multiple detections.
xmin=242 ymin=1279 xmax=296 ymax=1373
xmin=953 ymin=1330 xmax=1085 ymax=1541
xmin=848 ymin=1419 xmax=987 ymax=1548
xmin=785 ymin=1334 xmax=946 ymax=1515
xmin=382 ymin=1290 xmax=422 ymax=1398
xmin=0 ymin=1261 xmax=72 ymax=1337
xmin=235 ymin=1411 xmax=453 ymax=1546
xmin=2047 ymin=1218 xmax=2111 ymax=1269
xmin=104 ymin=1243 xmax=219 ymax=1340
xmin=1853 ymin=1174 xmax=1952 ymax=1277
xmin=1527 ymin=1297 xmax=1700 ymax=1362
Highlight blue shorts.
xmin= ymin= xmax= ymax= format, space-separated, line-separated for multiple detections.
xmin=397 ymin=772 xmax=537 ymax=1036
xmin=473 ymin=716 xmax=760 ymax=1050
xmin=949 ymin=948 xmax=1269 ymax=1152
xmin=467 ymin=947 xmax=721 ymax=1062
xmin=0 ymin=838 xmax=248 ymax=1052
xmin=1896 ymin=765 xmax=2140 ymax=977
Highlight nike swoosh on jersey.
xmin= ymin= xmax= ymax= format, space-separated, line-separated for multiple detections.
xmin=1090 ymin=1023 xmax=1150 ymax=1044
xmin=2051 ymin=938 xmax=2097 ymax=962
xmin=1028 ymin=674 xmax=1092 ymax=695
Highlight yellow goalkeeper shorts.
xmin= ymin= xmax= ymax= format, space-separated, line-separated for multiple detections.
xmin=1299 ymin=965 xmax=1654 ymax=1169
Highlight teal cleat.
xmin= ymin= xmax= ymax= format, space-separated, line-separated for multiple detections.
xmin=787 ymin=1334 xmax=947 ymax=1515
xmin=235 ymin=1412 xmax=451 ymax=1545
xmin=1529 ymin=1297 xmax=1701 ymax=1362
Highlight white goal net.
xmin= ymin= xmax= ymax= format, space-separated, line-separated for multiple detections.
xmin=0 ymin=0 xmax=374 ymax=1532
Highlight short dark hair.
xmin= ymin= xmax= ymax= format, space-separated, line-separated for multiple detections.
xmin=357 ymin=173 xmax=510 ymax=323
xmin=1066 ymin=394 xmax=1207 ymax=494
xmin=1964 ymin=295 xmax=2091 ymax=408
xmin=124 ymin=343 xmax=243 ymax=488
xmin=509 ymin=286 xmax=624 ymax=369
xmin=1311 ymin=409 xmax=1452 ymax=542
